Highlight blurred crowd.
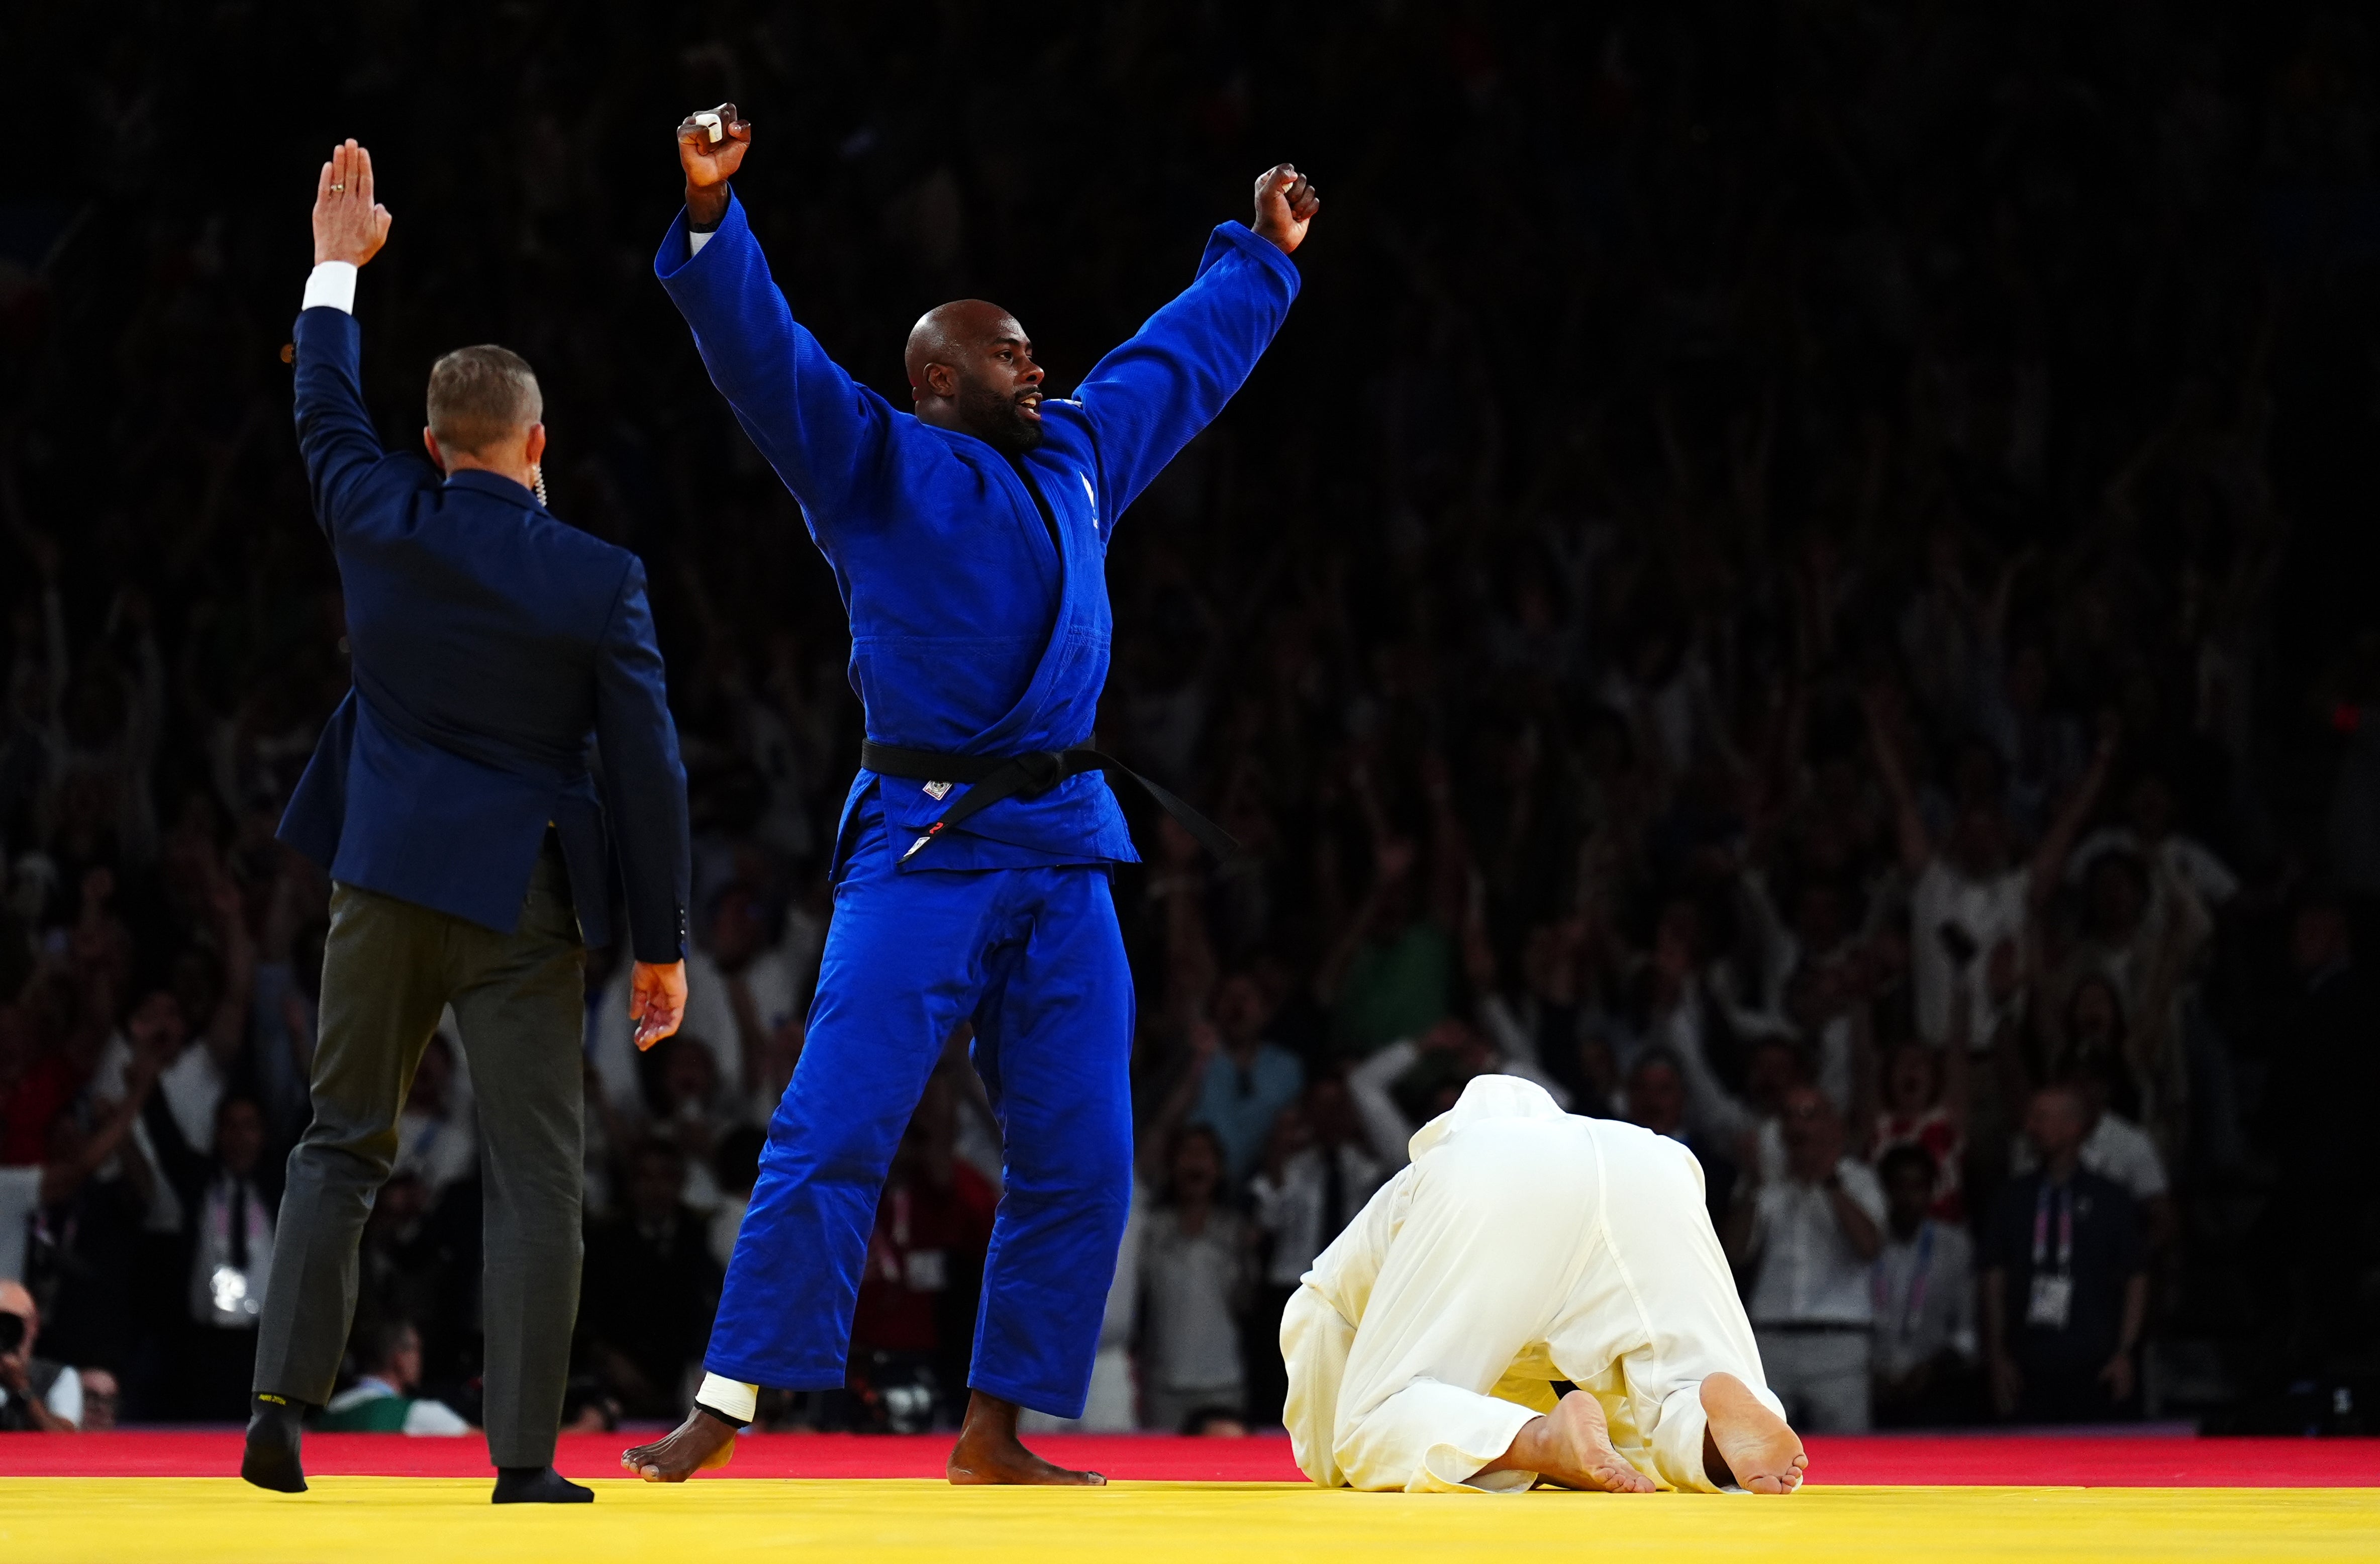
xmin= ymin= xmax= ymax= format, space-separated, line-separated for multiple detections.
xmin=4 ymin=1 xmax=2379 ymax=1436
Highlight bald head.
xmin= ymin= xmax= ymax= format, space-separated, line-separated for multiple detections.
xmin=905 ymin=300 xmax=1047 ymax=455
xmin=904 ymin=300 xmax=1013 ymax=389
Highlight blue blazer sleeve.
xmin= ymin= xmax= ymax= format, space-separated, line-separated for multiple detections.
xmin=653 ymin=193 xmax=896 ymax=528
xmin=291 ymin=305 xmax=429 ymax=537
xmin=1071 ymin=222 xmax=1301 ymax=531
xmin=594 ymin=556 xmax=691 ymax=963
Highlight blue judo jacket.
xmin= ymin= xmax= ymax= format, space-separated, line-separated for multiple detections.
xmin=654 ymin=193 xmax=1300 ymax=875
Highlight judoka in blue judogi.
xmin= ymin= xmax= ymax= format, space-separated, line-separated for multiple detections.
xmin=625 ymin=107 xmax=1321 ymax=1483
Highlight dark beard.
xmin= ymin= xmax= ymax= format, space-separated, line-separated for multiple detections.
xmin=957 ymin=379 xmax=1044 ymax=455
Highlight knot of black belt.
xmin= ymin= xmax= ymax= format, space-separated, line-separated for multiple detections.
xmin=861 ymin=740 xmax=1241 ymax=865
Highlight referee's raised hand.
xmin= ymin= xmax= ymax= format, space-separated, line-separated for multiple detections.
xmin=312 ymin=138 xmax=392 ymax=268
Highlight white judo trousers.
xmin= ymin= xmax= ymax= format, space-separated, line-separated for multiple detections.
xmin=1282 ymin=1075 xmax=1784 ymax=1493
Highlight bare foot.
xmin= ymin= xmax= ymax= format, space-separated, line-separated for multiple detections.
xmin=1700 ymin=1372 xmax=1807 ymax=1494
xmin=622 ymin=1406 xmax=740 ymax=1482
xmin=946 ymin=1390 xmax=1106 ymax=1486
xmin=1480 ymin=1390 xmax=1655 ymax=1493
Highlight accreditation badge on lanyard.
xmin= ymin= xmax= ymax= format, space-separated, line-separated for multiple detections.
xmin=2025 ymin=1183 xmax=2075 ymax=1330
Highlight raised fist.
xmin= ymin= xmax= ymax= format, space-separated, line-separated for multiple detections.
xmin=1252 ymin=163 xmax=1321 ymax=256
xmin=678 ymin=104 xmax=751 ymax=228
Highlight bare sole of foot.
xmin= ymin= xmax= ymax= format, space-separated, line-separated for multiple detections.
xmin=1701 ymin=1372 xmax=1807 ymax=1494
xmin=622 ymin=1407 xmax=739 ymax=1482
xmin=946 ymin=1428 xmax=1106 ymax=1486
xmin=1485 ymin=1390 xmax=1655 ymax=1493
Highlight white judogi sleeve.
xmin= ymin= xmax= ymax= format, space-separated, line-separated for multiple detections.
xmin=1281 ymin=1285 xmax=1356 ymax=1486
xmin=1284 ymin=1160 xmax=1412 ymax=1484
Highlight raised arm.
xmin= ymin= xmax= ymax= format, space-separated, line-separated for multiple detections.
xmin=2027 ymin=713 xmax=2119 ymax=909
xmin=1345 ymin=1036 xmax=1422 ymax=1169
xmin=593 ymin=557 xmax=692 ymax=1046
xmin=1862 ymin=684 xmax=1933 ymax=877
xmin=39 ymin=1047 xmax=163 ymax=1208
xmin=292 ymin=140 xmax=407 ymax=532
xmin=1070 ymin=165 xmax=1313 ymax=527
xmin=654 ymin=107 xmax=894 ymax=524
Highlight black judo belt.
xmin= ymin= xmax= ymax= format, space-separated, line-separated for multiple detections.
xmin=862 ymin=740 xmax=1241 ymax=865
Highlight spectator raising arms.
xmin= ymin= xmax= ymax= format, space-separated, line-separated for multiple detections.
xmin=1866 ymin=692 xmax=2117 ymax=1058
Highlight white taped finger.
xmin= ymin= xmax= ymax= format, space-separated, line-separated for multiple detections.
xmin=693 ymin=111 xmax=723 ymax=143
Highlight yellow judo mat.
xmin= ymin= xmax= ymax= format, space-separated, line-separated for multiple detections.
xmin=3 ymin=1477 xmax=2374 ymax=1563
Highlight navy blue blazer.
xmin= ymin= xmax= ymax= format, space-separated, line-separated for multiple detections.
xmin=277 ymin=306 xmax=689 ymax=963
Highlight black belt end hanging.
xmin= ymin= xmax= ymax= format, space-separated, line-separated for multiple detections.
xmin=862 ymin=740 xmax=1242 ymax=865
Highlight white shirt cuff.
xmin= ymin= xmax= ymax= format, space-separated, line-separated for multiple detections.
xmin=687 ymin=227 xmax=716 ymax=258
xmin=302 ymin=260 xmax=357 ymax=314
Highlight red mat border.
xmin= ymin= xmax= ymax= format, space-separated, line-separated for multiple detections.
xmin=9 ymin=1431 xmax=2378 ymax=1487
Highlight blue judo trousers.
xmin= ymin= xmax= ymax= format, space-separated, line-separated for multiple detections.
xmin=655 ymin=193 xmax=1301 ymax=1414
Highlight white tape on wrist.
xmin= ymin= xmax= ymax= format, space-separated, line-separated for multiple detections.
xmin=697 ymin=1372 xmax=758 ymax=1424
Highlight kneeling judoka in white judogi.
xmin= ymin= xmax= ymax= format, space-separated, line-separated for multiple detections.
xmin=1282 ymin=1075 xmax=1807 ymax=1494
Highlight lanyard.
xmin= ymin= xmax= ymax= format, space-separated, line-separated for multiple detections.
xmin=2031 ymin=1182 xmax=2073 ymax=1272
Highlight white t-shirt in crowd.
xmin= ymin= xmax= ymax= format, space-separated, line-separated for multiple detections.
xmin=89 ymin=1034 xmax=226 ymax=1235
xmin=91 ymin=1033 xmax=224 ymax=1156
xmin=1908 ymin=859 xmax=2030 ymax=1049
xmin=1249 ymin=1143 xmax=1385 ymax=1288
xmin=1137 ymin=1205 xmax=1248 ymax=1395
xmin=1744 ymin=1158 xmax=1889 ymax=1328
xmin=1871 ymin=1219 xmax=1978 ymax=1381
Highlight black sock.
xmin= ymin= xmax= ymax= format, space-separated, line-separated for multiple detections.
xmin=250 ymin=1393 xmax=304 ymax=1429
xmin=492 ymin=1465 xmax=594 ymax=1505
xmin=241 ymin=1396 xmax=309 ymax=1494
